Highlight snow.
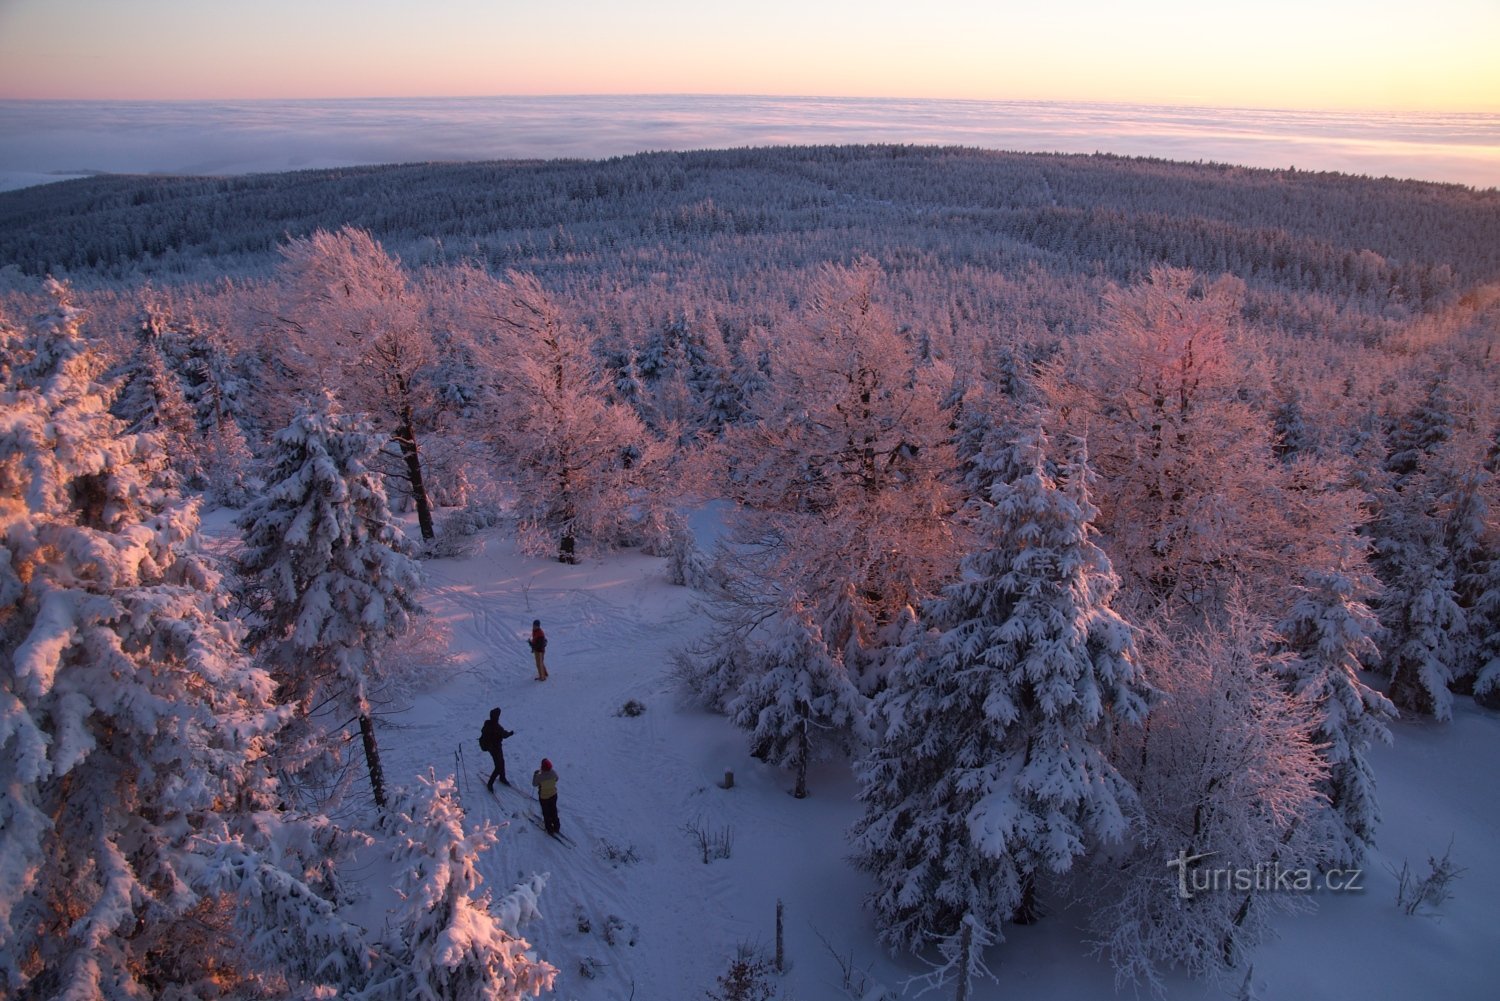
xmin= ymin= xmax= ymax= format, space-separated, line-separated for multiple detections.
xmin=202 ymin=512 xmax=1500 ymax=999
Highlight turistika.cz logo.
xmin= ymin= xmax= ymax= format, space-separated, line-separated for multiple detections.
xmin=1166 ymin=851 xmax=1365 ymax=900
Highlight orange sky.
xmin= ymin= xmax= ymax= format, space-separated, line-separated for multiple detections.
xmin=0 ymin=0 xmax=1495 ymax=112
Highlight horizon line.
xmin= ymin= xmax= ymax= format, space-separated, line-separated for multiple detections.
xmin=2 ymin=92 xmax=1494 ymax=119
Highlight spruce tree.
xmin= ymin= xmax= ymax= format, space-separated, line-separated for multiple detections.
xmin=850 ymin=428 xmax=1150 ymax=951
xmin=1 ymin=281 xmax=365 ymax=998
xmin=236 ymin=394 xmax=424 ymax=808
xmin=729 ymin=604 xmax=866 ymax=798
xmin=1275 ymin=561 xmax=1396 ymax=863
xmin=354 ymin=772 xmax=556 ymax=1000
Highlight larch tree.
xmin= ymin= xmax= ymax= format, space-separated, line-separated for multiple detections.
xmin=235 ymin=393 xmax=424 ymax=809
xmin=1089 ymin=603 xmax=1327 ymax=993
xmin=0 ymin=280 xmax=368 ymax=999
xmin=476 ymin=270 xmax=673 ymax=560
xmin=1044 ymin=266 xmax=1360 ymax=622
xmin=850 ymin=427 xmax=1150 ymax=952
xmin=277 ymin=226 xmax=438 ymax=540
xmin=712 ymin=259 xmax=961 ymax=691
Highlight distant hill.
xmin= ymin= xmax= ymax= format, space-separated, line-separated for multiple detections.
xmin=3 ymin=145 xmax=1497 ymax=311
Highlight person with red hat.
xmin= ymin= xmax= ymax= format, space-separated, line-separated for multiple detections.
xmin=532 ymin=757 xmax=560 ymax=835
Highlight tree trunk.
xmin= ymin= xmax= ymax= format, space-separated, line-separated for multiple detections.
xmin=1012 ymin=872 xmax=1041 ymax=925
xmin=359 ymin=712 xmax=387 ymax=808
xmin=793 ymin=717 xmax=809 ymax=799
xmin=395 ymin=406 xmax=434 ymax=541
xmin=955 ymin=917 xmax=974 ymax=1001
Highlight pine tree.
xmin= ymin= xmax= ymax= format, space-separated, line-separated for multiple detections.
xmin=850 ymin=428 xmax=1150 ymax=951
xmin=236 ymin=394 xmax=424 ymax=808
xmin=0 ymin=280 xmax=366 ymax=998
xmin=1275 ymin=561 xmax=1395 ymax=864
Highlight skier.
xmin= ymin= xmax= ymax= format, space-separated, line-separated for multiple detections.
xmin=480 ymin=707 xmax=514 ymax=791
xmin=529 ymin=619 xmax=549 ymax=681
xmin=532 ymin=757 xmax=561 ymax=835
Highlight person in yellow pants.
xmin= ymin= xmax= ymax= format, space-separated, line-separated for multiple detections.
xmin=532 ymin=758 xmax=560 ymax=835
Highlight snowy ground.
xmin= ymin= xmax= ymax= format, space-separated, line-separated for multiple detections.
xmin=204 ymin=511 xmax=1500 ymax=1000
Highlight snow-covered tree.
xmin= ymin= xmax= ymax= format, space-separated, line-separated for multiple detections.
xmin=161 ymin=303 xmax=257 ymax=506
xmin=477 ymin=271 xmax=673 ymax=560
xmin=354 ymin=771 xmax=556 ymax=1000
xmin=1440 ymin=463 xmax=1497 ymax=690
xmin=1381 ymin=526 xmax=1465 ymax=720
xmin=1383 ymin=375 xmax=1454 ymax=487
xmin=236 ymin=394 xmax=424 ymax=808
xmin=278 ymin=226 xmax=439 ymax=540
xmin=111 ymin=303 xmax=203 ymax=490
xmin=0 ymin=281 xmax=367 ymax=998
xmin=729 ymin=604 xmax=867 ymax=798
xmin=713 ymin=259 xmax=960 ymax=690
xmin=1275 ymin=560 xmax=1395 ymax=864
xmin=1473 ymin=550 xmax=1500 ymax=709
xmin=850 ymin=428 xmax=1150 ymax=951
xmin=1089 ymin=605 xmax=1326 ymax=992
xmin=1044 ymin=266 xmax=1360 ymax=621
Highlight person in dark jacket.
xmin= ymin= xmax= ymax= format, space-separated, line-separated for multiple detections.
xmin=481 ymin=707 xmax=514 ymax=791
xmin=532 ymin=758 xmax=560 ymax=834
xmin=529 ymin=619 xmax=549 ymax=681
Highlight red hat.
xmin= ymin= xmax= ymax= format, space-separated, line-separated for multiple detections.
xmin=541 ymin=758 xmax=552 ymax=770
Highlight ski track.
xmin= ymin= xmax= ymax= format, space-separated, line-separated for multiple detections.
xmin=196 ymin=514 xmax=796 ymax=998
xmin=396 ymin=531 xmax=736 ymax=1000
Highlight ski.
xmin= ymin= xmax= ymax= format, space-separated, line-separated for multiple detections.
xmin=526 ymin=812 xmax=576 ymax=847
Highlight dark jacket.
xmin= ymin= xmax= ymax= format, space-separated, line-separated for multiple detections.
xmin=481 ymin=719 xmax=513 ymax=751
xmin=529 ymin=628 xmax=547 ymax=653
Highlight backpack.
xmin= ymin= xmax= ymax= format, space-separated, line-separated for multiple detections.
xmin=478 ymin=726 xmax=493 ymax=752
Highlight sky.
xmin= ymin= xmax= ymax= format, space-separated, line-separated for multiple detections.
xmin=1 ymin=0 xmax=1496 ymax=112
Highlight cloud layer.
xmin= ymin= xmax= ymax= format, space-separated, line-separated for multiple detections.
xmin=1 ymin=96 xmax=1495 ymax=192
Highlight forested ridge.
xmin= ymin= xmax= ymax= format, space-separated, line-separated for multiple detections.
xmin=3 ymin=144 xmax=1499 ymax=998
xmin=3 ymin=145 xmax=1496 ymax=300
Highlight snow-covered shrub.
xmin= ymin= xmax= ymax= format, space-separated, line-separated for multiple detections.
xmin=423 ymin=500 xmax=506 ymax=559
xmin=706 ymin=943 xmax=778 ymax=1001
xmin=1392 ymin=840 xmax=1464 ymax=916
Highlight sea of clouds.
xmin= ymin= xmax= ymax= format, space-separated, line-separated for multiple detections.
xmin=1 ymin=95 xmax=1495 ymax=192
